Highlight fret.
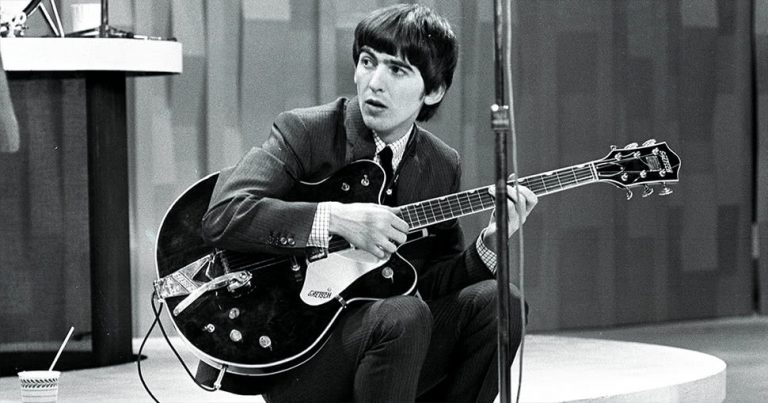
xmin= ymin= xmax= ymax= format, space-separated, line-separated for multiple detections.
xmin=437 ymin=197 xmax=447 ymax=220
xmin=464 ymin=191 xmax=476 ymax=214
xmin=409 ymin=204 xmax=418 ymax=225
xmin=452 ymin=194 xmax=464 ymax=216
xmin=568 ymin=167 xmax=579 ymax=184
xmin=403 ymin=204 xmax=418 ymax=227
xmin=418 ymin=202 xmax=429 ymax=225
xmin=543 ymin=173 xmax=559 ymax=192
xmin=416 ymin=203 xmax=427 ymax=227
xmin=471 ymin=190 xmax=483 ymax=211
xmin=459 ymin=193 xmax=472 ymax=215
xmin=427 ymin=199 xmax=439 ymax=223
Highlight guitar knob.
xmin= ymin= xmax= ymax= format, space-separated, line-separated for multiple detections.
xmin=203 ymin=324 xmax=215 ymax=333
xmin=642 ymin=139 xmax=656 ymax=146
xmin=230 ymin=329 xmax=243 ymax=342
xmin=259 ymin=335 xmax=273 ymax=350
xmin=658 ymin=184 xmax=674 ymax=196
xmin=624 ymin=142 xmax=638 ymax=149
xmin=229 ymin=308 xmax=240 ymax=320
xmin=381 ymin=266 xmax=394 ymax=282
xmin=642 ymin=185 xmax=654 ymax=198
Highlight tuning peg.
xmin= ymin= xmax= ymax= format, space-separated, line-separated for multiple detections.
xmin=658 ymin=183 xmax=673 ymax=196
xmin=625 ymin=188 xmax=633 ymax=200
xmin=642 ymin=185 xmax=654 ymax=198
xmin=642 ymin=139 xmax=656 ymax=146
xmin=624 ymin=142 xmax=638 ymax=149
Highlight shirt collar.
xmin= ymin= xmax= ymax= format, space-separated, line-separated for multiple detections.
xmin=373 ymin=125 xmax=413 ymax=170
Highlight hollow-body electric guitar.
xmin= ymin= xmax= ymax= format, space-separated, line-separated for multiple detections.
xmin=154 ymin=140 xmax=680 ymax=377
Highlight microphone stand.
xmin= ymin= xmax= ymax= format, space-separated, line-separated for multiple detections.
xmin=491 ymin=0 xmax=516 ymax=402
xmin=68 ymin=0 xmax=173 ymax=40
xmin=98 ymin=0 xmax=108 ymax=37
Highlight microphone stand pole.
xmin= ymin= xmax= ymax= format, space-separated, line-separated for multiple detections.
xmin=98 ymin=0 xmax=110 ymax=37
xmin=491 ymin=0 xmax=513 ymax=401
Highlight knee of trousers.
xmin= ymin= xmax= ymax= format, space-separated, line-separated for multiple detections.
xmin=371 ymin=296 xmax=433 ymax=342
xmin=465 ymin=280 xmax=529 ymax=330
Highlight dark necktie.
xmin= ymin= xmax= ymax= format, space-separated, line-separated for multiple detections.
xmin=378 ymin=146 xmax=397 ymax=206
xmin=378 ymin=146 xmax=394 ymax=184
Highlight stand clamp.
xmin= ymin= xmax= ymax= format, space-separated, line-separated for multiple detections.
xmin=491 ymin=104 xmax=511 ymax=132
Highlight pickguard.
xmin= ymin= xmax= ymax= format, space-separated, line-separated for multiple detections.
xmin=299 ymin=249 xmax=387 ymax=306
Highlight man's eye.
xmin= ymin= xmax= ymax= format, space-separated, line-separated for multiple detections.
xmin=391 ymin=66 xmax=404 ymax=75
xmin=360 ymin=57 xmax=373 ymax=67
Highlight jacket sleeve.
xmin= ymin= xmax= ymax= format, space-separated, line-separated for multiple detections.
xmin=407 ymin=153 xmax=495 ymax=300
xmin=200 ymin=111 xmax=318 ymax=254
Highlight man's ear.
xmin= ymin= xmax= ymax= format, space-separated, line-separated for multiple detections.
xmin=424 ymin=85 xmax=446 ymax=106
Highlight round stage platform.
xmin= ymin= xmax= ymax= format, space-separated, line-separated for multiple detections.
xmin=504 ymin=335 xmax=726 ymax=402
xmin=0 ymin=335 xmax=726 ymax=402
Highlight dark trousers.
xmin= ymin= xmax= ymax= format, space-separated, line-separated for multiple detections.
xmin=263 ymin=279 xmax=525 ymax=403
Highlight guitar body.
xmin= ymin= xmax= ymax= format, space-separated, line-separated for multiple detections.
xmin=155 ymin=161 xmax=419 ymax=376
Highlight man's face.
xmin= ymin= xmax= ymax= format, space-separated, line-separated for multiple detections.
xmin=354 ymin=46 xmax=442 ymax=142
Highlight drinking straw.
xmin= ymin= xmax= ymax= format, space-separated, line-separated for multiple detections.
xmin=49 ymin=327 xmax=75 ymax=371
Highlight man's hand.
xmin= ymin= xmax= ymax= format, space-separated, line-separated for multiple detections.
xmin=482 ymin=182 xmax=538 ymax=253
xmin=328 ymin=202 xmax=409 ymax=259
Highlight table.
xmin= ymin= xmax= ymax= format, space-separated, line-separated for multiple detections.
xmin=1 ymin=37 xmax=181 ymax=369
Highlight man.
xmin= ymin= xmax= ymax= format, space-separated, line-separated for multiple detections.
xmin=197 ymin=4 xmax=537 ymax=402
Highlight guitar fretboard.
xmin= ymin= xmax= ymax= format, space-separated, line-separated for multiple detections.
xmin=396 ymin=163 xmax=597 ymax=230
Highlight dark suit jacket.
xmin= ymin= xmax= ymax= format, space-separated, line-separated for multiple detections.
xmin=196 ymin=97 xmax=494 ymax=393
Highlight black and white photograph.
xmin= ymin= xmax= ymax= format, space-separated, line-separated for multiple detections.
xmin=1 ymin=0 xmax=766 ymax=402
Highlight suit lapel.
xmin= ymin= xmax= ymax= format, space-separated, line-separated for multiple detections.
xmin=343 ymin=97 xmax=376 ymax=164
xmin=394 ymin=126 xmax=428 ymax=205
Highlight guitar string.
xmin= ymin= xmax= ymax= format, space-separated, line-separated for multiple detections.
xmin=399 ymin=166 xmax=595 ymax=228
xmin=397 ymin=155 xmax=668 ymax=228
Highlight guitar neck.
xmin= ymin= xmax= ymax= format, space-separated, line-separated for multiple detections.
xmin=396 ymin=161 xmax=598 ymax=230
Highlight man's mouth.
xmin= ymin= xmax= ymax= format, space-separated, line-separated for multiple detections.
xmin=365 ymin=99 xmax=386 ymax=109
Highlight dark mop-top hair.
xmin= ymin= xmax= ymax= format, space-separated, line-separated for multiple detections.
xmin=352 ymin=4 xmax=459 ymax=121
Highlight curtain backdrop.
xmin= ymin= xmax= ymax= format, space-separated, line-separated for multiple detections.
xmin=756 ymin=0 xmax=768 ymax=313
xmin=0 ymin=0 xmax=760 ymax=350
xmin=128 ymin=0 xmax=758 ymax=335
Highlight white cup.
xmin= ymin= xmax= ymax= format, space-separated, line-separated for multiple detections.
xmin=71 ymin=3 xmax=100 ymax=33
xmin=18 ymin=370 xmax=60 ymax=403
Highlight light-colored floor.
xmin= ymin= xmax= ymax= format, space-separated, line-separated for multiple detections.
xmin=558 ymin=315 xmax=768 ymax=403
xmin=0 ymin=315 xmax=763 ymax=402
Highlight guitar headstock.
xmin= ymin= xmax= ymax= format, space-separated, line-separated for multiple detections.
xmin=595 ymin=139 xmax=681 ymax=199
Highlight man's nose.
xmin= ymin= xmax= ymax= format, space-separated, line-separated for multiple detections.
xmin=368 ymin=65 xmax=386 ymax=92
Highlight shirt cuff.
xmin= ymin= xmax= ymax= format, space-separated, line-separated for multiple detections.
xmin=308 ymin=202 xmax=332 ymax=249
xmin=476 ymin=228 xmax=498 ymax=274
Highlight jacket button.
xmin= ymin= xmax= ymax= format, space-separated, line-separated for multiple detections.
xmin=279 ymin=236 xmax=288 ymax=245
xmin=288 ymin=238 xmax=295 ymax=246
